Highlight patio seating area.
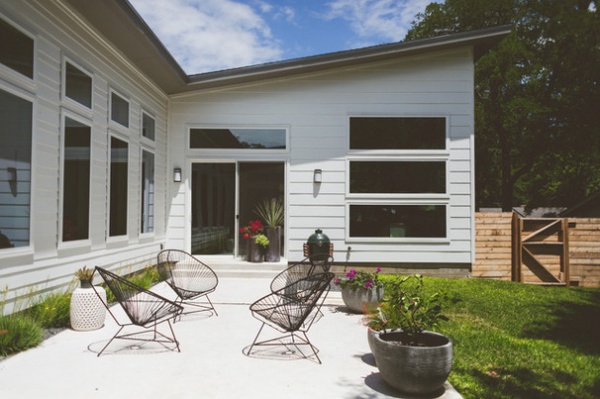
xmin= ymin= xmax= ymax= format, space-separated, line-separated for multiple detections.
xmin=0 ymin=275 xmax=462 ymax=399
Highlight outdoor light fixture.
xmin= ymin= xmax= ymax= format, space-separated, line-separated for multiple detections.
xmin=7 ymin=167 xmax=17 ymax=184
xmin=313 ymin=169 xmax=322 ymax=183
xmin=173 ymin=167 xmax=182 ymax=182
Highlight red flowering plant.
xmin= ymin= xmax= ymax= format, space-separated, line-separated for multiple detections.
xmin=239 ymin=219 xmax=269 ymax=248
xmin=334 ymin=267 xmax=383 ymax=290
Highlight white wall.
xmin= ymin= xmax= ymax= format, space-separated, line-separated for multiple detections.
xmin=168 ymin=48 xmax=475 ymax=265
xmin=0 ymin=1 xmax=169 ymax=312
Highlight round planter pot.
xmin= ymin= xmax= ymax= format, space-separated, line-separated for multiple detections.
xmin=340 ymin=286 xmax=384 ymax=314
xmin=70 ymin=286 xmax=107 ymax=331
xmin=372 ymin=330 xmax=453 ymax=395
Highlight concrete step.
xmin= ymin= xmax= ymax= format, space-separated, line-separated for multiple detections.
xmin=204 ymin=257 xmax=289 ymax=279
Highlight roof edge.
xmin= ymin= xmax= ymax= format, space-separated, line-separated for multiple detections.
xmin=183 ymin=25 xmax=511 ymax=92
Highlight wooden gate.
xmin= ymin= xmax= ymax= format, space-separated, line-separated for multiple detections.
xmin=511 ymin=212 xmax=570 ymax=286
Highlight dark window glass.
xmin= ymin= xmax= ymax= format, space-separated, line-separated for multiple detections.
xmin=0 ymin=89 xmax=32 ymax=249
xmin=350 ymin=205 xmax=446 ymax=238
xmin=142 ymin=113 xmax=155 ymax=141
xmin=65 ymin=62 xmax=92 ymax=108
xmin=111 ymin=92 xmax=129 ymax=127
xmin=190 ymin=128 xmax=286 ymax=149
xmin=350 ymin=162 xmax=445 ymax=194
xmin=350 ymin=117 xmax=445 ymax=150
xmin=0 ymin=18 xmax=34 ymax=78
xmin=141 ymin=150 xmax=154 ymax=233
xmin=109 ymin=137 xmax=128 ymax=236
xmin=62 ymin=118 xmax=90 ymax=241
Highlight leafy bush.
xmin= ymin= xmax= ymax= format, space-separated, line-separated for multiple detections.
xmin=0 ymin=316 xmax=44 ymax=357
xmin=25 ymin=291 xmax=72 ymax=329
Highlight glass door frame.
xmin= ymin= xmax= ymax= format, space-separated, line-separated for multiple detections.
xmin=187 ymin=159 xmax=287 ymax=259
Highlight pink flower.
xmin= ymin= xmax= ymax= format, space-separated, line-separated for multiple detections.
xmin=376 ymin=267 xmax=382 ymax=273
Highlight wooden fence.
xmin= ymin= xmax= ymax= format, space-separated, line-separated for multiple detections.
xmin=473 ymin=212 xmax=600 ymax=287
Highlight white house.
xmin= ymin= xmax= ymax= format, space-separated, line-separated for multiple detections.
xmin=0 ymin=0 xmax=509 ymax=311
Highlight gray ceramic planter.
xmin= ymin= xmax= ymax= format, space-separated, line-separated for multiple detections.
xmin=340 ymin=286 xmax=383 ymax=313
xmin=371 ymin=330 xmax=453 ymax=395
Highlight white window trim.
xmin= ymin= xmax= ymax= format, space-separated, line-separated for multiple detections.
xmin=139 ymin=147 xmax=155 ymax=238
xmin=108 ymin=88 xmax=130 ymax=132
xmin=107 ymin=132 xmax=130 ymax=242
xmin=140 ymin=109 xmax=157 ymax=147
xmin=57 ymin=111 xmax=93 ymax=250
xmin=345 ymin=201 xmax=450 ymax=244
xmin=186 ymin=124 xmax=291 ymax=158
xmin=61 ymin=57 xmax=93 ymax=118
xmin=0 ymin=83 xmax=35 ymax=258
xmin=0 ymin=14 xmax=36 ymax=92
xmin=345 ymin=115 xmax=451 ymax=243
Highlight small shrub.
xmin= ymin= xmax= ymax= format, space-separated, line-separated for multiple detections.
xmin=25 ymin=291 xmax=72 ymax=329
xmin=0 ymin=315 xmax=44 ymax=357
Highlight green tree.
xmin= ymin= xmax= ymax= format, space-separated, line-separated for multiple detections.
xmin=407 ymin=0 xmax=600 ymax=211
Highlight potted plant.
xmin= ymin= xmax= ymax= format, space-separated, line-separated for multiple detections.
xmin=70 ymin=266 xmax=107 ymax=331
xmin=240 ymin=220 xmax=269 ymax=262
xmin=363 ymin=274 xmax=452 ymax=395
xmin=253 ymin=197 xmax=284 ymax=262
xmin=334 ymin=268 xmax=384 ymax=314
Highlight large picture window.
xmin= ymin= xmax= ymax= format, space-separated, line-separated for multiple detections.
xmin=350 ymin=161 xmax=445 ymax=194
xmin=350 ymin=117 xmax=445 ymax=150
xmin=349 ymin=205 xmax=446 ymax=238
xmin=62 ymin=117 xmax=90 ymax=242
xmin=141 ymin=150 xmax=154 ymax=234
xmin=0 ymin=88 xmax=32 ymax=249
xmin=0 ymin=18 xmax=34 ymax=79
xmin=347 ymin=116 xmax=448 ymax=241
xmin=190 ymin=128 xmax=286 ymax=150
xmin=109 ymin=137 xmax=128 ymax=237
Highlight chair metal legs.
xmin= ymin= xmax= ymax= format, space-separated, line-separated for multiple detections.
xmin=96 ymin=319 xmax=180 ymax=356
xmin=246 ymin=322 xmax=322 ymax=364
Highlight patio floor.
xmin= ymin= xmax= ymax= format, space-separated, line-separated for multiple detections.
xmin=0 ymin=277 xmax=462 ymax=399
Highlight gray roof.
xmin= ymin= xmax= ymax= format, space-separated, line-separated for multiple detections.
xmin=65 ymin=0 xmax=511 ymax=94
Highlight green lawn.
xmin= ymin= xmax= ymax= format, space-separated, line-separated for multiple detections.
xmin=378 ymin=276 xmax=600 ymax=399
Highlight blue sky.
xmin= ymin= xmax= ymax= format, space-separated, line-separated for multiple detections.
xmin=128 ymin=0 xmax=441 ymax=74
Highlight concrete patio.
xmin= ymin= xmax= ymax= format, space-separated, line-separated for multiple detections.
xmin=0 ymin=275 xmax=462 ymax=399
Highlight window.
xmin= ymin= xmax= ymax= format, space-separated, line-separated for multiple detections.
xmin=65 ymin=62 xmax=92 ymax=108
xmin=110 ymin=91 xmax=129 ymax=128
xmin=62 ymin=117 xmax=90 ymax=242
xmin=350 ymin=161 xmax=445 ymax=194
xmin=190 ymin=128 xmax=286 ymax=149
xmin=349 ymin=205 xmax=446 ymax=238
xmin=0 ymin=88 xmax=32 ymax=249
xmin=350 ymin=117 xmax=445 ymax=150
xmin=142 ymin=113 xmax=155 ymax=141
xmin=109 ymin=137 xmax=128 ymax=237
xmin=141 ymin=150 xmax=154 ymax=234
xmin=347 ymin=116 xmax=448 ymax=240
xmin=0 ymin=18 xmax=34 ymax=78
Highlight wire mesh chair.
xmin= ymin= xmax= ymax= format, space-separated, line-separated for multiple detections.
xmin=92 ymin=267 xmax=183 ymax=357
xmin=157 ymin=249 xmax=219 ymax=319
xmin=246 ymin=272 xmax=335 ymax=364
xmin=270 ymin=255 xmax=333 ymax=293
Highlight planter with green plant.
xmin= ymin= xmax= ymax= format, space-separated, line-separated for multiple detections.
xmin=363 ymin=274 xmax=451 ymax=395
xmin=70 ymin=266 xmax=107 ymax=331
xmin=253 ymin=197 xmax=284 ymax=262
xmin=334 ymin=268 xmax=384 ymax=314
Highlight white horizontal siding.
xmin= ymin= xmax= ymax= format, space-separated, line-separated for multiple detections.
xmin=169 ymin=47 xmax=475 ymax=265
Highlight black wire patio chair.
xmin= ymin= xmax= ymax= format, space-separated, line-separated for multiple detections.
xmin=246 ymin=272 xmax=335 ymax=364
xmin=157 ymin=249 xmax=219 ymax=319
xmin=92 ymin=267 xmax=183 ymax=357
xmin=270 ymin=254 xmax=333 ymax=293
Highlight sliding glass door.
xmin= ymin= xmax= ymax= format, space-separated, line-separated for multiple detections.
xmin=191 ymin=162 xmax=284 ymax=258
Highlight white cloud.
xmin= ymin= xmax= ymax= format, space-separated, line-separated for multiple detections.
xmin=129 ymin=0 xmax=283 ymax=74
xmin=324 ymin=0 xmax=437 ymax=45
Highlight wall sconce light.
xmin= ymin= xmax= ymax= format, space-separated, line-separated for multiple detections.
xmin=313 ymin=169 xmax=322 ymax=183
xmin=173 ymin=167 xmax=182 ymax=182
xmin=7 ymin=167 xmax=17 ymax=184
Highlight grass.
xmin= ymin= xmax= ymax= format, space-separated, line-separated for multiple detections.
xmin=378 ymin=276 xmax=600 ymax=399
